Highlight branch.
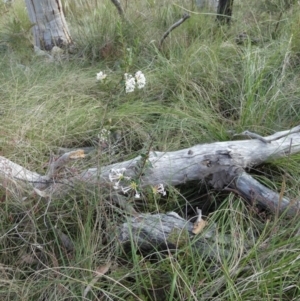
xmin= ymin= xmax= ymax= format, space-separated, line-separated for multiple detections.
xmin=2 ymin=125 xmax=300 ymax=216
xmin=119 ymin=212 xmax=229 ymax=259
xmin=110 ymin=0 xmax=125 ymax=19
xmin=234 ymin=125 xmax=300 ymax=143
xmin=0 ymin=156 xmax=48 ymax=190
xmin=0 ymin=150 xmax=85 ymax=195
xmin=159 ymin=13 xmax=190 ymax=51
xmin=80 ymin=124 xmax=300 ymax=187
xmin=234 ymin=172 xmax=300 ymax=216
xmin=210 ymin=167 xmax=300 ymax=217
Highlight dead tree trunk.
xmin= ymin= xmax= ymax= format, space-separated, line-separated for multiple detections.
xmin=195 ymin=0 xmax=219 ymax=11
xmin=24 ymin=0 xmax=72 ymax=50
xmin=217 ymin=0 xmax=234 ymax=24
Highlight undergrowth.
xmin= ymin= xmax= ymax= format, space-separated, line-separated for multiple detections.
xmin=1 ymin=0 xmax=300 ymax=300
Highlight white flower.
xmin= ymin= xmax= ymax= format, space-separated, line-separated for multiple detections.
xmin=121 ymin=181 xmax=140 ymax=199
xmin=152 ymin=184 xmax=167 ymax=196
xmin=96 ymin=71 xmax=107 ymax=81
xmin=124 ymin=73 xmax=136 ymax=93
xmin=98 ymin=128 xmax=111 ymax=143
xmin=124 ymin=71 xmax=146 ymax=92
xmin=109 ymin=168 xmax=130 ymax=189
xmin=113 ymin=183 xmax=120 ymax=190
xmin=135 ymin=71 xmax=146 ymax=89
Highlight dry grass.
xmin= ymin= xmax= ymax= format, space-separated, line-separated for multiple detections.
xmin=1 ymin=0 xmax=300 ymax=300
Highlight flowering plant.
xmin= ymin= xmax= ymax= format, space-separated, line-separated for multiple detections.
xmin=96 ymin=71 xmax=107 ymax=82
xmin=124 ymin=71 xmax=146 ymax=93
xmin=96 ymin=70 xmax=146 ymax=93
xmin=108 ymin=167 xmax=167 ymax=199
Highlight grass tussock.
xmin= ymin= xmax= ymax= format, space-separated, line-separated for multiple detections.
xmin=1 ymin=0 xmax=300 ymax=300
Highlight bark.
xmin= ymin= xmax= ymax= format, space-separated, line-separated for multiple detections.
xmin=195 ymin=0 xmax=219 ymax=11
xmin=217 ymin=0 xmax=234 ymax=24
xmin=24 ymin=0 xmax=72 ymax=50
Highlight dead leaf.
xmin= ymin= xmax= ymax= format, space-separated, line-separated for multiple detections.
xmin=192 ymin=219 xmax=207 ymax=235
xmin=83 ymin=262 xmax=111 ymax=298
xmin=19 ymin=254 xmax=38 ymax=265
xmin=94 ymin=262 xmax=111 ymax=276
xmin=69 ymin=149 xmax=85 ymax=159
xmin=33 ymin=187 xmax=50 ymax=198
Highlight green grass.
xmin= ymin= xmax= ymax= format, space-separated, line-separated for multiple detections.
xmin=1 ymin=0 xmax=300 ymax=300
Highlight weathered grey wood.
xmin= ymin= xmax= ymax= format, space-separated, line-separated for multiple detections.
xmin=80 ymin=125 xmax=300 ymax=187
xmin=235 ymin=172 xmax=300 ymax=216
xmin=119 ymin=212 xmax=227 ymax=258
xmin=25 ymin=0 xmax=72 ymax=50
xmin=210 ymin=167 xmax=300 ymax=216
xmin=1 ymin=125 xmax=300 ymax=215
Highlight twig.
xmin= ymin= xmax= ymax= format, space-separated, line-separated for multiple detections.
xmin=46 ymin=150 xmax=85 ymax=179
xmin=264 ymin=125 xmax=300 ymax=142
xmin=135 ymin=139 xmax=154 ymax=180
xmin=195 ymin=207 xmax=202 ymax=223
xmin=159 ymin=13 xmax=190 ymax=51
xmin=110 ymin=0 xmax=125 ymax=18
xmin=234 ymin=130 xmax=270 ymax=144
xmin=234 ymin=125 xmax=300 ymax=144
xmin=272 ymin=11 xmax=283 ymax=39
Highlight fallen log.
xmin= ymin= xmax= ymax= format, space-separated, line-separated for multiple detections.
xmin=1 ymin=125 xmax=300 ymax=216
xmin=119 ymin=211 xmax=230 ymax=259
